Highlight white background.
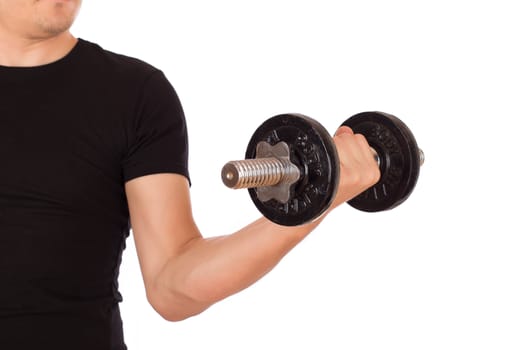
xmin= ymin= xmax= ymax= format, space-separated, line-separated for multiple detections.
xmin=73 ymin=1 xmax=524 ymax=349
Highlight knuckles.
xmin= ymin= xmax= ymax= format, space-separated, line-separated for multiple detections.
xmin=333 ymin=131 xmax=381 ymax=201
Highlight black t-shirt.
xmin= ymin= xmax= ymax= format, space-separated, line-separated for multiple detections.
xmin=0 ymin=39 xmax=190 ymax=349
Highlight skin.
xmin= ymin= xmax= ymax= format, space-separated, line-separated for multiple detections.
xmin=0 ymin=0 xmax=81 ymax=66
xmin=0 ymin=0 xmax=381 ymax=321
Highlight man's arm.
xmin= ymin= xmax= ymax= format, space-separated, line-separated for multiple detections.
xmin=124 ymin=127 xmax=379 ymax=321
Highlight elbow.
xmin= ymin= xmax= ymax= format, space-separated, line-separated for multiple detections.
xmin=144 ymin=262 xmax=231 ymax=321
xmin=155 ymin=308 xmax=198 ymax=323
xmin=150 ymin=301 xmax=191 ymax=322
xmin=146 ymin=287 xmax=212 ymax=322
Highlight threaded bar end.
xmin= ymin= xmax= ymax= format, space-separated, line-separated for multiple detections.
xmin=222 ymin=158 xmax=300 ymax=189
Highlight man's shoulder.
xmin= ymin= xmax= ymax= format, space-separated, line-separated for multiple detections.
xmin=76 ymin=38 xmax=159 ymax=79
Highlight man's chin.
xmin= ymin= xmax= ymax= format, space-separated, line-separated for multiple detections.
xmin=34 ymin=0 xmax=80 ymax=35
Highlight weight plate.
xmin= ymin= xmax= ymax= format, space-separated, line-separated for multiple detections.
xmin=246 ymin=114 xmax=339 ymax=226
xmin=341 ymin=111 xmax=421 ymax=212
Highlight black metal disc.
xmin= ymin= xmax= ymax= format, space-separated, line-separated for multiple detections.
xmin=341 ymin=111 xmax=421 ymax=212
xmin=246 ymin=114 xmax=339 ymax=226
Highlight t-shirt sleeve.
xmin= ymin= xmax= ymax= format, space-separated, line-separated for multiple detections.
xmin=121 ymin=70 xmax=190 ymax=184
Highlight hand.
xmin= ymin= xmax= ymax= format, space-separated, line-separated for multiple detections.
xmin=331 ymin=126 xmax=381 ymax=208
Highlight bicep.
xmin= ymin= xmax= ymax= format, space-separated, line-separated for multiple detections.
xmin=125 ymin=173 xmax=201 ymax=294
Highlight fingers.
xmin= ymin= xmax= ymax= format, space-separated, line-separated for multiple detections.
xmin=334 ymin=126 xmax=371 ymax=163
xmin=353 ymin=133 xmax=376 ymax=164
xmin=332 ymin=126 xmax=381 ymax=207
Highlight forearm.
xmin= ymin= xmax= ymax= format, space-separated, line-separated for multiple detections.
xmin=153 ymin=215 xmax=324 ymax=320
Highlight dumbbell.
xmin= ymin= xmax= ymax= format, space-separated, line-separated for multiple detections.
xmin=221 ymin=111 xmax=424 ymax=226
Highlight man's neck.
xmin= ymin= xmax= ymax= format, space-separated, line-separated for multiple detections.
xmin=0 ymin=31 xmax=77 ymax=67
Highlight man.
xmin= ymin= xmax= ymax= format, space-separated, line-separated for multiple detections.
xmin=0 ymin=1 xmax=380 ymax=349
